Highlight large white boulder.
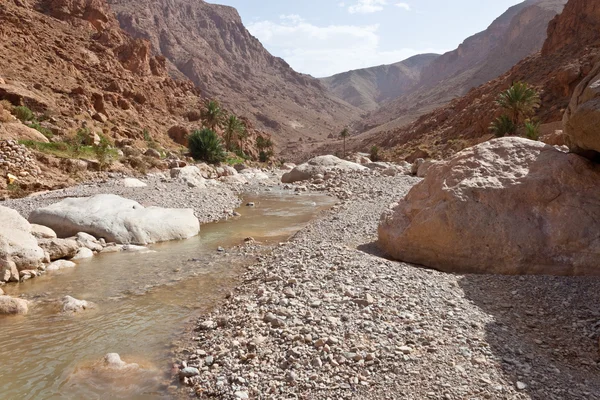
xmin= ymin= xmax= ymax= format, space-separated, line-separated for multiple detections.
xmin=0 ymin=206 xmax=45 ymax=282
xmin=29 ymin=194 xmax=200 ymax=245
xmin=282 ymin=155 xmax=368 ymax=183
xmin=120 ymin=178 xmax=147 ymax=188
xmin=170 ymin=166 xmax=207 ymax=188
xmin=378 ymin=137 xmax=600 ymax=276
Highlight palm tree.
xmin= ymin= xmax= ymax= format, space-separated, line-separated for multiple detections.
xmin=200 ymin=100 xmax=224 ymax=131
xmin=489 ymin=115 xmax=517 ymax=138
xmin=237 ymin=127 xmax=249 ymax=154
xmin=339 ymin=127 xmax=349 ymax=158
xmin=188 ymin=128 xmax=226 ymax=164
xmin=223 ymin=115 xmax=245 ymax=151
xmin=495 ymin=82 xmax=540 ymax=125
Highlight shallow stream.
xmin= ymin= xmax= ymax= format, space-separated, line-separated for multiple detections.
xmin=0 ymin=190 xmax=335 ymax=400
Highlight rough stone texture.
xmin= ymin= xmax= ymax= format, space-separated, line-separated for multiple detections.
xmin=0 ymin=205 xmax=45 ymax=280
xmin=30 ymin=224 xmax=57 ymax=239
xmin=0 ymin=140 xmax=42 ymax=182
xmin=379 ymin=137 xmax=600 ymax=275
xmin=0 ymin=295 xmax=29 ymax=315
xmin=37 ymin=238 xmax=80 ymax=261
xmin=0 ymin=122 xmax=50 ymax=143
xmin=563 ymin=60 xmax=600 ymax=159
xmin=62 ymin=295 xmax=94 ymax=313
xmin=170 ymin=166 xmax=207 ymax=188
xmin=179 ymin=171 xmax=600 ymax=400
xmin=46 ymin=260 xmax=77 ymax=271
xmin=282 ymin=156 xmax=367 ymax=183
xmin=71 ymin=247 xmax=94 ymax=260
xmin=120 ymin=178 xmax=147 ymax=188
xmin=29 ymin=194 xmax=200 ymax=245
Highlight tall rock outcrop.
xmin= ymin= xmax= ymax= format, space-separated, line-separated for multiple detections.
xmin=106 ymin=0 xmax=360 ymax=150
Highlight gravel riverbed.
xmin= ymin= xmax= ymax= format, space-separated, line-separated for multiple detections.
xmin=3 ymin=173 xmax=243 ymax=223
xmin=177 ymin=172 xmax=600 ymax=400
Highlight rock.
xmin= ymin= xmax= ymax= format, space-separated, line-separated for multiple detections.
xmin=37 ymin=238 xmax=80 ymax=261
xmin=167 ymin=125 xmax=189 ymax=146
xmin=411 ymin=158 xmax=424 ymax=175
xmin=46 ymin=260 xmax=77 ymax=271
xmin=220 ymin=175 xmax=248 ymax=185
xmin=76 ymin=232 xmax=103 ymax=252
xmin=120 ymin=178 xmax=147 ymax=188
xmin=179 ymin=367 xmax=200 ymax=378
xmin=416 ymin=160 xmax=438 ymax=178
xmin=92 ymin=112 xmax=107 ymax=123
xmin=144 ymin=148 xmax=161 ymax=159
xmin=379 ymin=138 xmax=600 ymax=275
xmin=72 ymin=247 xmax=94 ymax=260
xmin=382 ymin=167 xmax=398 ymax=177
xmin=0 ymin=295 xmax=29 ymax=315
xmin=170 ymin=166 xmax=207 ymax=188
xmin=29 ymin=194 xmax=200 ymax=245
xmin=103 ymin=353 xmax=139 ymax=370
xmin=0 ymin=206 xmax=45 ymax=281
xmin=30 ymin=224 xmax=57 ymax=239
xmin=62 ymin=295 xmax=94 ymax=313
xmin=563 ymin=61 xmax=600 ymax=159
xmin=282 ymin=155 xmax=368 ymax=183
xmin=366 ymin=162 xmax=390 ymax=171
xmin=0 ymin=121 xmax=49 ymax=143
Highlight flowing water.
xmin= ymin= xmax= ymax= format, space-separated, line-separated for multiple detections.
xmin=0 ymin=190 xmax=335 ymax=400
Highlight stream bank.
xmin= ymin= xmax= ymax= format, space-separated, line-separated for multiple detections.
xmin=177 ymin=172 xmax=600 ymax=400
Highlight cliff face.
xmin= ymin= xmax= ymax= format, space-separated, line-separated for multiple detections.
xmin=354 ymin=0 xmax=567 ymax=136
xmin=542 ymin=0 xmax=600 ymax=55
xmin=319 ymin=54 xmax=440 ymax=112
xmin=0 ymin=0 xmax=202 ymax=144
xmin=107 ymin=0 xmax=360 ymax=149
xmin=353 ymin=0 xmax=599 ymax=162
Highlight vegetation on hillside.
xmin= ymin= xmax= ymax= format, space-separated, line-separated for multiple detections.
xmin=188 ymin=128 xmax=226 ymax=164
xmin=256 ymin=135 xmax=274 ymax=162
xmin=340 ymin=127 xmax=349 ymax=158
xmin=490 ymin=82 xmax=540 ymax=139
xmin=200 ymin=100 xmax=225 ymax=131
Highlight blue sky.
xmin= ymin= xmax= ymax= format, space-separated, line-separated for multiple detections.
xmin=208 ymin=0 xmax=525 ymax=77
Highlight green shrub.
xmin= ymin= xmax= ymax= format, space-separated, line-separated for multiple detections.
xmin=188 ymin=128 xmax=226 ymax=164
xmin=95 ymin=135 xmax=113 ymax=170
xmin=489 ymin=115 xmax=516 ymax=137
xmin=14 ymin=106 xmax=34 ymax=122
xmin=370 ymin=145 xmax=380 ymax=162
xmin=26 ymin=121 xmax=54 ymax=139
xmin=524 ymin=120 xmax=541 ymax=141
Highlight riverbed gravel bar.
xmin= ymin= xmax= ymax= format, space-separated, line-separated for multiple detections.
xmin=3 ymin=173 xmax=242 ymax=223
xmin=178 ymin=172 xmax=600 ymax=400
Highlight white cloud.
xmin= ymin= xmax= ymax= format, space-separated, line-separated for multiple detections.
xmin=396 ymin=2 xmax=411 ymax=11
xmin=347 ymin=0 xmax=387 ymax=14
xmin=247 ymin=16 xmax=445 ymax=77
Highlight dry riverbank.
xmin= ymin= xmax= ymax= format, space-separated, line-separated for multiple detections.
xmin=176 ymin=172 xmax=600 ymax=400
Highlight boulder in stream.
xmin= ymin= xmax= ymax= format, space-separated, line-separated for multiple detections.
xmin=62 ymin=296 xmax=95 ymax=313
xmin=0 ymin=206 xmax=45 ymax=282
xmin=0 ymin=295 xmax=29 ymax=315
xmin=29 ymin=194 xmax=200 ymax=245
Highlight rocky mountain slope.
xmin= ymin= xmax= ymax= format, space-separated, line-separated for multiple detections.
xmin=355 ymin=0 xmax=600 ymax=161
xmin=0 ymin=0 xmax=270 ymax=194
xmin=319 ymin=54 xmax=439 ymax=112
xmin=107 ymin=0 xmax=360 ymax=150
xmin=355 ymin=0 xmax=567 ymax=135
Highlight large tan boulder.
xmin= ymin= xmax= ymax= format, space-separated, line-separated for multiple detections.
xmin=563 ymin=62 xmax=600 ymax=159
xmin=0 ymin=206 xmax=45 ymax=282
xmin=378 ymin=137 xmax=600 ymax=276
xmin=0 ymin=122 xmax=50 ymax=143
xmin=282 ymin=155 xmax=368 ymax=183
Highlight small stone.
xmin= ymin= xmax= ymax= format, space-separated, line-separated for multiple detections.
xmin=234 ymin=391 xmax=249 ymax=399
xmin=516 ymin=381 xmax=528 ymax=390
xmin=179 ymin=367 xmax=200 ymax=378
